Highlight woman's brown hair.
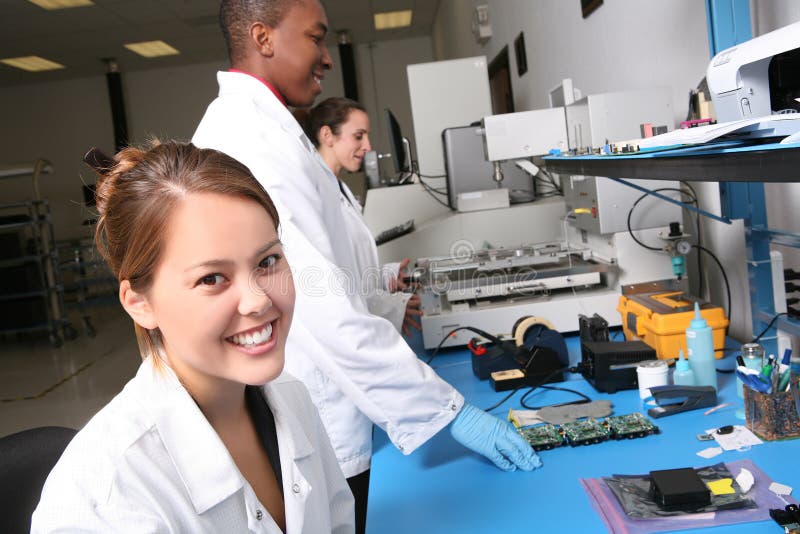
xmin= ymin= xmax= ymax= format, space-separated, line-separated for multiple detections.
xmin=93 ymin=141 xmax=279 ymax=364
xmin=300 ymin=96 xmax=366 ymax=148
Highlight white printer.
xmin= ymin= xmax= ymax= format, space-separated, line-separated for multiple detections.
xmin=707 ymin=21 xmax=800 ymax=123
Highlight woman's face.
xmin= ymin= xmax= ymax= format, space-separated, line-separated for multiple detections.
xmin=142 ymin=192 xmax=294 ymax=395
xmin=330 ymin=109 xmax=371 ymax=173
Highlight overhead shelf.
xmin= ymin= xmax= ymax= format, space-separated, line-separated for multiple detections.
xmin=543 ymin=141 xmax=800 ymax=182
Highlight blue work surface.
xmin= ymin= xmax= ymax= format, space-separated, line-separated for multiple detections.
xmin=366 ymin=339 xmax=799 ymax=533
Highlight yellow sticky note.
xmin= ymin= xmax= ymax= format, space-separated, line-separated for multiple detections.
xmin=707 ymin=478 xmax=736 ymax=496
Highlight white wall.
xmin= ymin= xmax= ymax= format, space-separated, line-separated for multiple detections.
xmin=432 ymin=0 xmax=800 ymax=340
xmin=0 ymin=59 xmax=225 ymax=241
xmin=0 ymin=74 xmax=116 ymax=240
xmin=355 ymin=37 xmax=434 ymax=182
xmin=752 ymin=0 xmax=800 ymax=36
xmin=433 ymin=0 xmax=710 ymax=125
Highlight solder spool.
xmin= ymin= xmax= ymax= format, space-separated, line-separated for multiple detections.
xmin=512 ymin=316 xmax=556 ymax=347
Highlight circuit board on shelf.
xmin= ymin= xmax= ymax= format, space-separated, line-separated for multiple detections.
xmin=605 ymin=412 xmax=660 ymax=439
xmin=518 ymin=424 xmax=565 ymax=451
xmin=560 ymin=418 xmax=611 ymax=446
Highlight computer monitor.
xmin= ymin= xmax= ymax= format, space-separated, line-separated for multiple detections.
xmin=384 ymin=108 xmax=411 ymax=175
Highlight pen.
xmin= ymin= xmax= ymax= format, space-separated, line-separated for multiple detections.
xmin=778 ymin=368 xmax=792 ymax=392
xmin=771 ymin=363 xmax=780 ymax=394
xmin=761 ymin=355 xmax=775 ymax=380
xmin=782 ymin=348 xmax=792 ymax=366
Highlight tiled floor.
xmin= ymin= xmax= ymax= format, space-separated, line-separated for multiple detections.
xmin=0 ymin=303 xmax=141 ymax=438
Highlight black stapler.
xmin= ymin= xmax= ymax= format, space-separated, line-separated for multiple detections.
xmin=646 ymin=385 xmax=717 ymax=419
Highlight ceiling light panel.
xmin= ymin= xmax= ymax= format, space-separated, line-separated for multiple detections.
xmin=0 ymin=56 xmax=65 ymax=72
xmin=124 ymin=40 xmax=180 ymax=58
xmin=26 ymin=0 xmax=94 ymax=9
xmin=374 ymin=10 xmax=413 ymax=30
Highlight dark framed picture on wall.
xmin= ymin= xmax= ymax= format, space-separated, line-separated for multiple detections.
xmin=582 ymin=0 xmax=603 ymax=18
xmin=514 ymin=32 xmax=527 ymax=77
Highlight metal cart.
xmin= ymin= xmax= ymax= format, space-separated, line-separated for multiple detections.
xmin=57 ymin=237 xmax=118 ymax=338
xmin=0 ymin=160 xmax=75 ymax=346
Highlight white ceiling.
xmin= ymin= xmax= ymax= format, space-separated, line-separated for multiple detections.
xmin=0 ymin=0 xmax=440 ymax=87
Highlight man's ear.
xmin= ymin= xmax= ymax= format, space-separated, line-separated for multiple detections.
xmin=249 ymin=21 xmax=275 ymax=58
xmin=119 ymin=280 xmax=158 ymax=330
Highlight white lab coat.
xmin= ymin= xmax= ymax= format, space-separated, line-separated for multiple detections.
xmin=193 ymin=71 xmax=463 ymax=478
xmin=31 ymin=358 xmax=354 ymax=533
xmin=338 ymin=182 xmax=411 ymax=333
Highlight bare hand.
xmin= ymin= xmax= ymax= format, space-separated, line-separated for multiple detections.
xmin=402 ymin=293 xmax=423 ymax=336
xmin=389 ymin=258 xmax=411 ymax=293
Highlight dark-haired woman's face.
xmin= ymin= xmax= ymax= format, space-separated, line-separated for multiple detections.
xmin=144 ymin=192 xmax=294 ymax=393
xmin=330 ymin=110 xmax=371 ymax=173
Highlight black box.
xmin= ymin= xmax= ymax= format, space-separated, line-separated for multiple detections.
xmin=580 ymin=340 xmax=656 ymax=393
xmin=471 ymin=343 xmax=520 ymax=380
xmin=649 ymin=467 xmax=711 ymax=511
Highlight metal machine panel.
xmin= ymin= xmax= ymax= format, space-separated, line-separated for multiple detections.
xmin=442 ymin=125 xmax=534 ymax=209
xmin=563 ymin=176 xmax=682 ymax=234
xmin=482 ymin=108 xmax=568 ymax=161
xmin=565 ymin=89 xmax=673 ymax=149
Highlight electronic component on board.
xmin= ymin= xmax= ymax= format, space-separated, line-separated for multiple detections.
xmin=605 ymin=413 xmax=660 ymax=439
xmin=560 ymin=418 xmax=611 ymax=446
xmin=517 ymin=424 xmax=565 ymax=451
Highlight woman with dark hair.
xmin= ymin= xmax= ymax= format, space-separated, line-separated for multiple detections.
xmin=301 ymin=97 xmax=421 ymax=336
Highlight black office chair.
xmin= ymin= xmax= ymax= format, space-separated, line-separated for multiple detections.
xmin=0 ymin=426 xmax=77 ymax=534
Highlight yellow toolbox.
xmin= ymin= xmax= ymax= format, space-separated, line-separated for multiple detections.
xmin=617 ymin=291 xmax=729 ymax=360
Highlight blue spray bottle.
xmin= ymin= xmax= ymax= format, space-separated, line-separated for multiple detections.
xmin=686 ymin=302 xmax=717 ymax=389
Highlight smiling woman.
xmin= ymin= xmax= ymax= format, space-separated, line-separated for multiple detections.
xmin=30 ymin=141 xmax=355 ymax=533
xmin=300 ymin=97 xmax=423 ymax=338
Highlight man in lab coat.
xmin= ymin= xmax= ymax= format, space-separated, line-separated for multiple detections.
xmin=193 ymin=1 xmax=541 ymax=531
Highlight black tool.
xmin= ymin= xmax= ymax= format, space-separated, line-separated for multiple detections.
xmin=770 ymin=504 xmax=800 ymax=533
xmin=374 ymin=219 xmax=414 ymax=246
xmin=578 ymin=313 xmax=609 ymax=342
xmin=646 ymin=385 xmax=718 ymax=418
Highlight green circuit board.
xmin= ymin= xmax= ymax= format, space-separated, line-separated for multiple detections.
xmin=605 ymin=413 xmax=660 ymax=439
xmin=560 ymin=418 xmax=611 ymax=446
xmin=514 ymin=412 xmax=659 ymax=452
xmin=518 ymin=424 xmax=565 ymax=451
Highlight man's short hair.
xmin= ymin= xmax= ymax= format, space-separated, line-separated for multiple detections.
xmin=219 ymin=0 xmax=303 ymax=63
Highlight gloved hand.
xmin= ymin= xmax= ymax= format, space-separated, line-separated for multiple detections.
xmin=450 ymin=403 xmax=542 ymax=471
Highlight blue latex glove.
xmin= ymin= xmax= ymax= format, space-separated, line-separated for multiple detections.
xmin=450 ymin=403 xmax=542 ymax=471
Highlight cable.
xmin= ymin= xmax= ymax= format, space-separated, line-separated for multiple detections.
xmin=680 ymin=181 xmax=704 ymax=299
xmin=417 ymin=176 xmax=452 ymax=209
xmin=692 ymin=244 xmax=731 ymax=322
xmin=418 ymin=176 xmax=447 ymax=194
xmin=751 ymin=312 xmax=788 ymax=343
xmin=483 ymin=385 xmax=525 ymax=412
xmin=537 ymin=169 xmax=563 ymax=194
xmin=519 ymin=384 xmax=591 ymax=410
xmin=425 ymin=325 xmax=502 ymax=364
xmin=626 ymin=187 xmax=697 ymax=251
xmin=418 ymin=173 xmax=446 ymax=179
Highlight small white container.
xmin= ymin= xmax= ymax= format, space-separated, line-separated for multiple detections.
xmin=637 ymin=360 xmax=669 ymax=399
